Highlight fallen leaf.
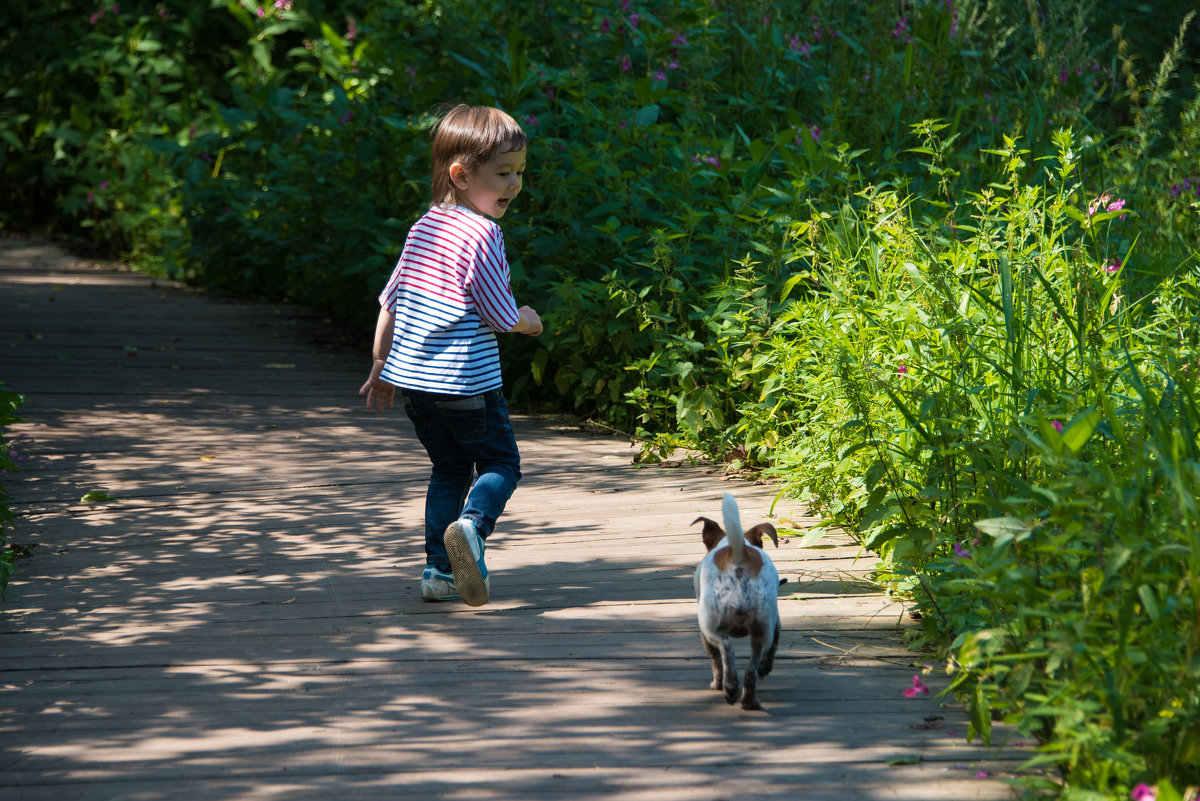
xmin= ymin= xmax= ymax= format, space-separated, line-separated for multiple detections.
xmin=80 ymin=490 xmax=116 ymax=503
xmin=886 ymin=755 xmax=922 ymax=766
xmin=265 ymin=363 xmax=296 ymax=369
xmin=199 ymin=454 xmax=214 ymax=461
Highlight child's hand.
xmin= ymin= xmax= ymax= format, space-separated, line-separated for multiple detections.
xmin=359 ymin=362 xmax=395 ymax=413
xmin=516 ymin=305 xmax=542 ymax=336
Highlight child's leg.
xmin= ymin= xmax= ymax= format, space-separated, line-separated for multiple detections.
xmin=457 ymin=389 xmax=521 ymax=540
xmin=401 ymin=391 xmax=473 ymax=570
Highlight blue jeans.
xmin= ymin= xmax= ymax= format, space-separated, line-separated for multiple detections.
xmin=401 ymin=388 xmax=522 ymax=571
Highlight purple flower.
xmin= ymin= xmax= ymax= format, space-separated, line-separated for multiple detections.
xmin=86 ymin=191 xmax=95 ymax=203
xmin=810 ymin=125 xmax=821 ymax=141
xmin=525 ymin=114 xmax=538 ymax=127
xmin=975 ymin=771 xmax=990 ymax=779
xmin=892 ymin=16 xmax=908 ymax=38
xmin=257 ymin=6 xmax=264 ymax=18
xmin=954 ymin=542 xmax=972 ymax=560
xmin=1107 ymin=198 xmax=1126 ymax=213
xmin=111 ymin=2 xmax=119 ymax=13
xmin=1051 ymin=420 xmax=1063 ymax=433
xmin=619 ymin=55 xmax=631 ymax=73
xmin=158 ymin=7 xmax=167 ymax=18
xmin=620 ymin=0 xmax=630 ymax=10
xmin=667 ymin=60 xmax=680 ymax=70
xmin=345 ymin=16 xmax=357 ymax=41
xmin=601 ymin=18 xmax=610 ymax=34
xmin=903 ymin=675 xmax=930 ymax=697
xmin=672 ymin=31 xmax=688 ymax=46
xmin=1059 ymin=67 xmax=1068 ymax=83
xmin=1131 ymin=784 xmax=1157 ymax=801
xmin=629 ymin=13 xmax=639 ymax=29
xmin=1106 ymin=260 xmax=1122 ymax=275
xmin=653 ymin=69 xmax=666 ymax=81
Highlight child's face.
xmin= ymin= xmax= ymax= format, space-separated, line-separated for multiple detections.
xmin=451 ymin=147 xmax=526 ymax=219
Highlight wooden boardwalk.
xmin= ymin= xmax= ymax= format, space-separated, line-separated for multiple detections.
xmin=0 ymin=238 xmax=1026 ymax=800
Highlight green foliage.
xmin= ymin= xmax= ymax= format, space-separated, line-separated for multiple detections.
xmin=0 ymin=383 xmax=26 ymax=599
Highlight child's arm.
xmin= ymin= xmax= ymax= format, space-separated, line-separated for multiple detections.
xmin=509 ymin=305 xmax=543 ymax=336
xmin=359 ymin=307 xmax=397 ymax=412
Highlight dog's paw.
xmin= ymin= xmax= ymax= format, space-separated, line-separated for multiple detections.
xmin=740 ymin=695 xmax=763 ymax=711
xmin=723 ymin=685 xmax=740 ymax=705
xmin=709 ymin=678 xmax=723 ymax=691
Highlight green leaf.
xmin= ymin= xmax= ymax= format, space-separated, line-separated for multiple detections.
xmin=1061 ymin=408 xmax=1102 ymax=454
xmin=973 ymin=516 xmax=1035 ymax=547
xmin=80 ymin=490 xmax=116 ymax=503
xmin=885 ymin=754 xmax=922 ymax=766
xmin=634 ymin=104 xmax=660 ymax=127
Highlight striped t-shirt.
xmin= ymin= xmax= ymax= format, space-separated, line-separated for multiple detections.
xmin=377 ymin=205 xmax=521 ymax=395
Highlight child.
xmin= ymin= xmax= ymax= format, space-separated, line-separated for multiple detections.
xmin=359 ymin=104 xmax=542 ymax=607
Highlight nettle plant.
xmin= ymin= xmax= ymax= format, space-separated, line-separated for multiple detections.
xmin=761 ymin=126 xmax=1200 ymax=793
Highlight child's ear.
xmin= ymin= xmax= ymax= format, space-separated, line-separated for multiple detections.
xmin=449 ymin=162 xmax=471 ymax=191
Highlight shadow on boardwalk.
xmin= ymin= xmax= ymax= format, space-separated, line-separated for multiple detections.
xmin=0 ymin=238 xmax=1026 ymax=800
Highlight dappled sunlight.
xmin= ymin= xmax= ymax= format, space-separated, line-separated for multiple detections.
xmin=1 ymin=242 xmax=1027 ymax=799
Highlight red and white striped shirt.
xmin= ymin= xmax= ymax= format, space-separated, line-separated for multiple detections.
xmin=378 ymin=205 xmax=521 ymax=395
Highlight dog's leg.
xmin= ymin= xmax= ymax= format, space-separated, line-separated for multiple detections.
xmin=719 ymin=639 xmax=739 ymax=705
xmin=740 ymin=626 xmax=768 ymax=711
xmin=702 ymin=635 xmax=723 ymax=690
xmin=758 ymin=619 xmax=781 ymax=679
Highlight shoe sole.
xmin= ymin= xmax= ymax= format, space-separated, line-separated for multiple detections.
xmin=420 ymin=583 xmax=459 ymax=602
xmin=445 ymin=523 xmax=489 ymax=607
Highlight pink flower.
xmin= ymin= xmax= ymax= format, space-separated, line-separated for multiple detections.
xmin=111 ymin=2 xmax=119 ymax=13
xmin=619 ymin=55 xmax=631 ymax=73
xmin=1131 ymin=784 xmax=1157 ymax=801
xmin=976 ymin=771 xmax=990 ymax=779
xmin=1051 ymin=420 xmax=1063 ymax=433
xmin=86 ymin=191 xmax=95 ymax=204
xmin=525 ymin=115 xmax=538 ymax=127
xmin=667 ymin=60 xmax=680 ymax=70
xmin=629 ymin=13 xmax=639 ymax=29
xmin=672 ymin=31 xmax=688 ymax=46
xmin=954 ymin=542 xmax=972 ymax=560
xmin=1106 ymin=259 xmax=1122 ymax=275
xmin=620 ymin=0 xmax=630 ymax=10
xmin=345 ymin=16 xmax=357 ymax=40
xmin=600 ymin=18 xmax=610 ymax=33
xmin=903 ymin=675 xmax=930 ymax=697
xmin=257 ymin=6 xmax=264 ymax=17
xmin=653 ymin=70 xmax=666 ymax=81
xmin=897 ymin=362 xmax=907 ymax=375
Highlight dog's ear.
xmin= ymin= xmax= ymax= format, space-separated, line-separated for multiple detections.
xmin=692 ymin=516 xmax=725 ymax=552
xmin=744 ymin=522 xmax=779 ymax=549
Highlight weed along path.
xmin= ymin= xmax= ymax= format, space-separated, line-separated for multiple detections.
xmin=0 ymin=237 xmax=1027 ymax=800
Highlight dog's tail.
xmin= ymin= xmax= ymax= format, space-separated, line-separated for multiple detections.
xmin=721 ymin=492 xmax=746 ymax=564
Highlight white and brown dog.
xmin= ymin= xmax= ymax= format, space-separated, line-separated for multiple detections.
xmin=692 ymin=493 xmax=781 ymax=710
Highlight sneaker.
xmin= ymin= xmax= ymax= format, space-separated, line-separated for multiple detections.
xmin=444 ymin=518 xmax=489 ymax=606
xmin=420 ymin=566 xmax=459 ymax=602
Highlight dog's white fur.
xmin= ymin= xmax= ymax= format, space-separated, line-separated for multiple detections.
xmin=693 ymin=493 xmax=781 ymax=710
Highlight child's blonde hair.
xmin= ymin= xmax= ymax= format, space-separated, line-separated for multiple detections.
xmin=430 ymin=104 xmax=527 ymax=206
